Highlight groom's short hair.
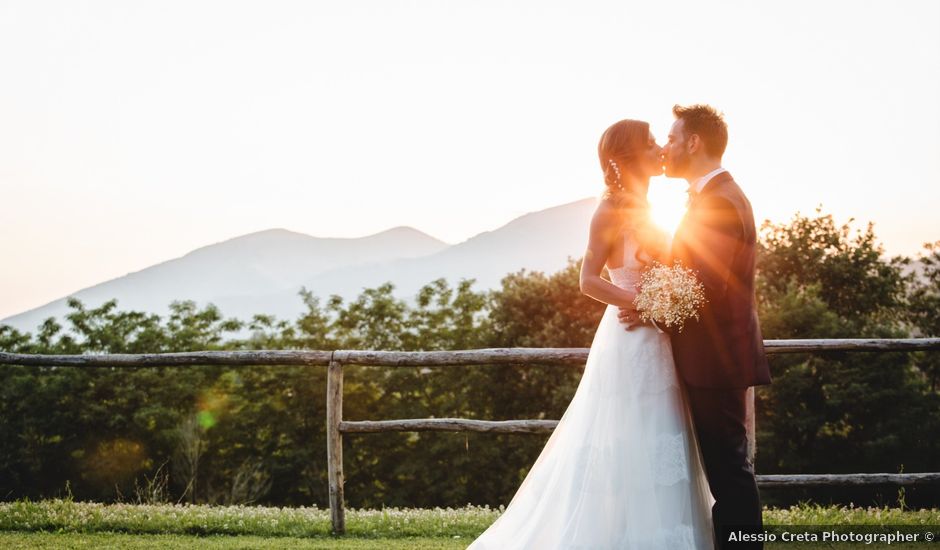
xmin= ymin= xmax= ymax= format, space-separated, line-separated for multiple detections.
xmin=673 ymin=104 xmax=728 ymax=158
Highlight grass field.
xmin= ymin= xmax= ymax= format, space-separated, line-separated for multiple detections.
xmin=1 ymin=500 xmax=937 ymax=549
xmin=0 ymin=532 xmax=468 ymax=549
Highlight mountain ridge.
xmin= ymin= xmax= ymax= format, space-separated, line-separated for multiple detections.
xmin=2 ymin=197 xmax=599 ymax=334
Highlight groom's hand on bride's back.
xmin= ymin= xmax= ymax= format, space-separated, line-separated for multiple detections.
xmin=618 ymin=306 xmax=675 ymax=334
xmin=617 ymin=306 xmax=644 ymax=331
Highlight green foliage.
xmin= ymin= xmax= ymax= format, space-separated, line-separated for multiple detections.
xmin=757 ymin=208 xmax=908 ymax=328
xmin=908 ymin=242 xmax=940 ymax=337
xmin=755 ymin=210 xmax=939 ymax=490
xmin=906 ymin=242 xmax=940 ymax=392
xmin=488 ymin=258 xmax=605 ymax=348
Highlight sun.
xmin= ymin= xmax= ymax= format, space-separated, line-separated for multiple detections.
xmin=647 ymin=179 xmax=688 ymax=235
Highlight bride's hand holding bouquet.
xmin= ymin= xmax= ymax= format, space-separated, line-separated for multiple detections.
xmin=631 ymin=261 xmax=707 ymax=333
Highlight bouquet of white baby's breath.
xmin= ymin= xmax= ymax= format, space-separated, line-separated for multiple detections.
xmin=632 ymin=261 xmax=707 ymax=333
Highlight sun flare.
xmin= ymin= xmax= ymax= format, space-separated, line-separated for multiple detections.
xmin=647 ymin=179 xmax=688 ymax=236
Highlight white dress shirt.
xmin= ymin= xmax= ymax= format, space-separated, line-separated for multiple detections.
xmin=692 ymin=167 xmax=727 ymax=194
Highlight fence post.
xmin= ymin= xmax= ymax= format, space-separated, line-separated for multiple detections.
xmin=746 ymin=386 xmax=756 ymax=463
xmin=326 ymin=357 xmax=346 ymax=535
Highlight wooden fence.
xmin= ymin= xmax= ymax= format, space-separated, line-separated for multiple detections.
xmin=2 ymin=337 xmax=940 ymax=535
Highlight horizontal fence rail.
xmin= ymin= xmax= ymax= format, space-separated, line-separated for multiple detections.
xmin=0 ymin=349 xmax=334 ymax=367
xmin=3 ymin=338 xmax=939 ymax=368
xmin=339 ymin=418 xmax=561 ymax=434
xmin=2 ymin=337 xmax=940 ymax=535
xmin=755 ymin=473 xmax=940 ymax=488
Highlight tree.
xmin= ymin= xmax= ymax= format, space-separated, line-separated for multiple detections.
xmin=755 ymin=210 xmax=939 ymax=488
xmin=906 ymin=241 xmax=940 ymax=392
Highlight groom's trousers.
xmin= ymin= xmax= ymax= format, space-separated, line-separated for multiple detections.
xmin=686 ymin=386 xmax=764 ymax=550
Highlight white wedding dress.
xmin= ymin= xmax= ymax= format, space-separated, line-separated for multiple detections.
xmin=468 ymin=234 xmax=715 ymax=550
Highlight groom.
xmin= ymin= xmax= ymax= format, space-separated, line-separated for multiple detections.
xmin=620 ymin=104 xmax=772 ymax=549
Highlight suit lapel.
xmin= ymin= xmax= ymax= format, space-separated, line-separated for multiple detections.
xmin=673 ymin=171 xmax=734 ymax=264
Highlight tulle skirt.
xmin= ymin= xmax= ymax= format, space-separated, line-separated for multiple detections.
xmin=468 ymin=305 xmax=715 ymax=549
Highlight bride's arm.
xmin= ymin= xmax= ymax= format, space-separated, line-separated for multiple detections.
xmin=579 ymin=202 xmax=636 ymax=309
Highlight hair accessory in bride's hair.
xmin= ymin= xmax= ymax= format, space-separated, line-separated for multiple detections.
xmin=607 ymin=159 xmax=623 ymax=190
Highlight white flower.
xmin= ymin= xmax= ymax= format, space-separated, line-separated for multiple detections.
xmin=633 ymin=261 xmax=707 ymax=333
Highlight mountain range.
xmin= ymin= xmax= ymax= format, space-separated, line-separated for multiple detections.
xmin=2 ymin=198 xmax=599 ymax=334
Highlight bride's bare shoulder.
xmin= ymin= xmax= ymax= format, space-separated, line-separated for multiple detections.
xmin=591 ymin=198 xmax=622 ymax=228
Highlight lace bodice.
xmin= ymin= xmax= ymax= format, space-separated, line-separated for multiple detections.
xmin=607 ymin=232 xmax=644 ymax=290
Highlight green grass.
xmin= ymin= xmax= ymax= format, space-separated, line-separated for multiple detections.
xmin=0 ymin=499 xmax=493 ymax=538
xmin=0 ymin=500 xmax=937 ymax=548
xmin=0 ymin=532 xmax=468 ymax=549
xmin=0 ymin=531 xmax=935 ymax=550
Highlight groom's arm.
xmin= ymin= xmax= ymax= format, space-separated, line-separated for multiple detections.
xmin=685 ymin=195 xmax=745 ymax=302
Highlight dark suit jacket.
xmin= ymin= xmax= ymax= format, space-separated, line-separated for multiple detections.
xmin=670 ymin=171 xmax=772 ymax=389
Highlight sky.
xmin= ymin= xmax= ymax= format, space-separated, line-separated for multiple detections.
xmin=1 ymin=0 xmax=939 ymax=320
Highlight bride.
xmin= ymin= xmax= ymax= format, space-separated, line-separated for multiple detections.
xmin=468 ymin=119 xmax=715 ymax=549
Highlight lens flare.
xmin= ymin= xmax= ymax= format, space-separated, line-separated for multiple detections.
xmin=81 ymin=439 xmax=149 ymax=484
xmin=196 ymin=388 xmax=230 ymax=430
xmin=197 ymin=410 xmax=217 ymax=429
xmin=647 ymin=179 xmax=687 ymax=235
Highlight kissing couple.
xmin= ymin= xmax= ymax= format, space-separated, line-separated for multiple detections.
xmin=469 ymin=104 xmax=773 ymax=550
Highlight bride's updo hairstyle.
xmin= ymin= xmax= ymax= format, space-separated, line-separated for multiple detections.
xmin=597 ymin=119 xmax=667 ymax=264
xmin=598 ymin=119 xmax=649 ymax=198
